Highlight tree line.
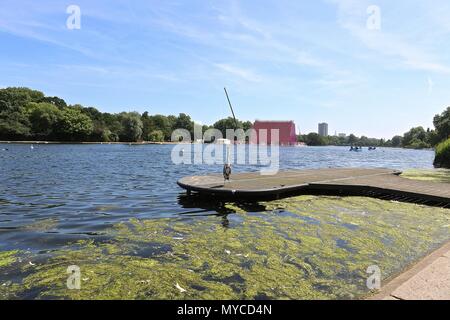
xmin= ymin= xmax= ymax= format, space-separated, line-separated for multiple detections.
xmin=298 ymin=108 xmax=450 ymax=149
xmin=0 ymin=87 xmax=253 ymax=142
xmin=1 ymin=87 xmax=449 ymax=149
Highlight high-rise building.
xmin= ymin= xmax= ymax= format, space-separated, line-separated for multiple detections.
xmin=318 ymin=123 xmax=328 ymax=137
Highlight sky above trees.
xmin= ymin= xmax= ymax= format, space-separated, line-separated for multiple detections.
xmin=1 ymin=0 xmax=450 ymax=138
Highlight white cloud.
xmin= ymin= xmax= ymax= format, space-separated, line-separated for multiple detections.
xmin=214 ymin=63 xmax=263 ymax=82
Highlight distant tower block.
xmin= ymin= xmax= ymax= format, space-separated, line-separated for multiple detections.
xmin=318 ymin=123 xmax=328 ymax=137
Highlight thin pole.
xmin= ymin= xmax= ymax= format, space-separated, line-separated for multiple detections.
xmin=224 ymin=87 xmax=238 ymax=130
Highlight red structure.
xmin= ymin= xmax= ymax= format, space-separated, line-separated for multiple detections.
xmin=250 ymin=121 xmax=297 ymax=146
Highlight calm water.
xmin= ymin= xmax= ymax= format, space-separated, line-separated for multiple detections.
xmin=0 ymin=144 xmax=435 ymax=253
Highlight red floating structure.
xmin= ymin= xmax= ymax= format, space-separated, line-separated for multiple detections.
xmin=250 ymin=120 xmax=297 ymax=146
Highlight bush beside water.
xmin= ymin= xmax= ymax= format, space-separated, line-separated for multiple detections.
xmin=434 ymin=138 xmax=450 ymax=168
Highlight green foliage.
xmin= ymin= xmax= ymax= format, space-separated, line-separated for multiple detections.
xmin=148 ymin=130 xmax=164 ymax=142
xmin=27 ymin=102 xmax=61 ymax=138
xmin=391 ymin=135 xmax=403 ymax=147
xmin=174 ymin=113 xmax=194 ymax=133
xmin=38 ymin=96 xmax=67 ymax=109
xmin=434 ymin=138 xmax=450 ymax=168
xmin=433 ymin=107 xmax=450 ymax=143
xmin=402 ymin=126 xmax=431 ymax=149
xmin=213 ymin=117 xmax=243 ymax=138
xmin=120 ymin=112 xmax=143 ymax=142
xmin=57 ymin=108 xmax=94 ymax=141
xmin=0 ymin=112 xmax=31 ymax=140
xmin=305 ymin=133 xmax=327 ymax=146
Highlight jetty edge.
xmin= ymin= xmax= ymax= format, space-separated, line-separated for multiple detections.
xmin=177 ymin=168 xmax=450 ymax=207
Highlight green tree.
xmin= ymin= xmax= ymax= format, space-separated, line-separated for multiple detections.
xmin=348 ymin=134 xmax=358 ymax=145
xmin=148 ymin=130 xmax=164 ymax=142
xmin=434 ymin=138 xmax=450 ymax=168
xmin=0 ymin=110 xmax=31 ymax=140
xmin=213 ymin=117 xmax=243 ymax=137
xmin=242 ymin=121 xmax=253 ymax=132
xmin=39 ymin=96 xmax=67 ymax=109
xmin=120 ymin=112 xmax=143 ymax=142
xmin=27 ymin=102 xmax=61 ymax=139
xmin=0 ymin=87 xmax=44 ymax=108
xmin=174 ymin=113 xmax=194 ymax=134
xmin=149 ymin=114 xmax=171 ymax=140
xmin=402 ymin=127 xmax=429 ymax=148
xmin=305 ymin=133 xmax=326 ymax=146
xmin=433 ymin=107 xmax=450 ymax=143
xmin=57 ymin=108 xmax=94 ymax=141
xmin=391 ymin=135 xmax=403 ymax=147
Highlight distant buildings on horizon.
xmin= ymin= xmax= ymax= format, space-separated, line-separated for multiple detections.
xmin=317 ymin=123 xmax=347 ymax=138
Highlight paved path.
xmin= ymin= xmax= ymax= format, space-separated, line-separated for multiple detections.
xmin=370 ymin=241 xmax=450 ymax=300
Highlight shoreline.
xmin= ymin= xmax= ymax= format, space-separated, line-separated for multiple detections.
xmin=0 ymin=141 xmax=433 ymax=150
xmin=0 ymin=140 xmax=180 ymax=145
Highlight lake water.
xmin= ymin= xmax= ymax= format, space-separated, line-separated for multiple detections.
xmin=1 ymin=144 xmax=448 ymax=299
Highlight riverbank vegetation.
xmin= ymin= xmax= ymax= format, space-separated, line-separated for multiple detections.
xmin=0 ymin=87 xmax=252 ymax=143
xmin=1 ymin=87 xmax=449 ymax=154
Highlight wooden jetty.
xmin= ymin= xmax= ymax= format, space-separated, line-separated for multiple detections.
xmin=178 ymin=168 xmax=450 ymax=207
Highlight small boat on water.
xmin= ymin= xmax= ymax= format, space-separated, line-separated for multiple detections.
xmin=349 ymin=146 xmax=363 ymax=152
xmin=368 ymin=146 xmax=377 ymax=150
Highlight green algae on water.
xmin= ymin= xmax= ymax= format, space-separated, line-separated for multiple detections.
xmin=2 ymin=196 xmax=450 ymax=300
xmin=401 ymin=169 xmax=450 ymax=183
xmin=0 ymin=250 xmax=19 ymax=268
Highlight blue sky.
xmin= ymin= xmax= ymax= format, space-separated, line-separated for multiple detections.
xmin=1 ymin=0 xmax=450 ymax=138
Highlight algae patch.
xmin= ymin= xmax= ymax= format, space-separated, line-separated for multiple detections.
xmin=401 ymin=169 xmax=450 ymax=183
xmin=0 ymin=250 xmax=19 ymax=268
xmin=2 ymin=196 xmax=450 ymax=300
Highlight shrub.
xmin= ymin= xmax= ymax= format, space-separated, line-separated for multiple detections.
xmin=434 ymin=138 xmax=450 ymax=168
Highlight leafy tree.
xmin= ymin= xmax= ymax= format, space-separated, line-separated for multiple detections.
xmin=348 ymin=134 xmax=358 ymax=145
xmin=391 ymin=135 xmax=403 ymax=147
xmin=27 ymin=102 xmax=61 ymax=139
xmin=39 ymin=96 xmax=67 ymax=109
xmin=402 ymin=127 xmax=429 ymax=148
xmin=0 ymin=87 xmax=44 ymax=108
xmin=148 ymin=130 xmax=164 ymax=142
xmin=433 ymin=107 xmax=450 ymax=143
xmin=305 ymin=133 xmax=327 ymax=146
xmin=120 ymin=112 xmax=143 ymax=142
xmin=0 ymin=110 xmax=31 ymax=140
xmin=213 ymin=117 xmax=243 ymax=137
xmin=57 ymin=108 xmax=94 ymax=141
xmin=174 ymin=113 xmax=194 ymax=134
xmin=242 ymin=121 xmax=253 ymax=132
xmin=149 ymin=114 xmax=172 ymax=140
